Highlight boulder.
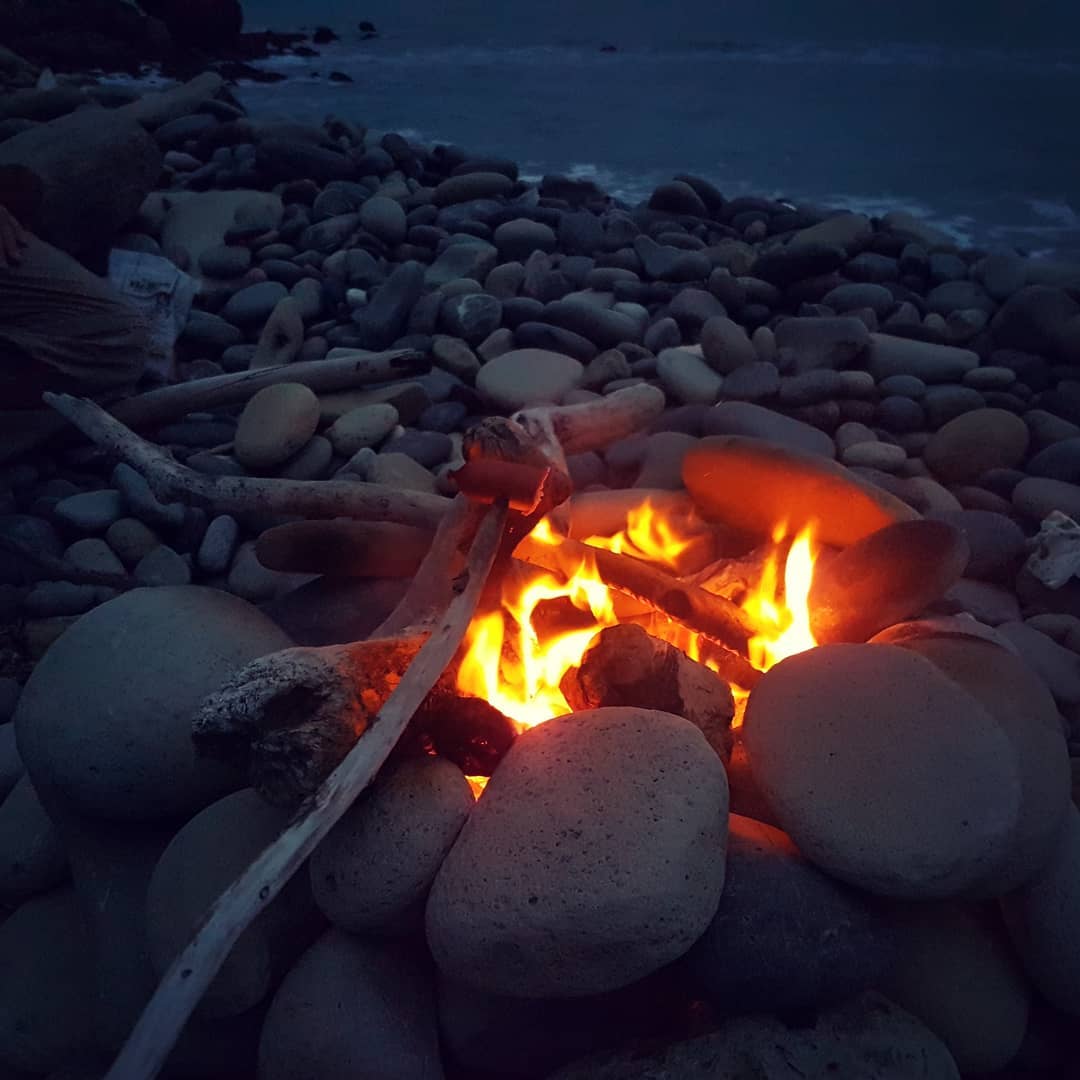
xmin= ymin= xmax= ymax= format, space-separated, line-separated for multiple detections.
xmin=743 ymin=643 xmax=1022 ymax=898
xmin=688 ymin=814 xmax=896 ymax=1015
xmin=310 ymin=757 xmax=473 ymax=935
xmin=257 ymin=930 xmax=443 ymax=1080
xmin=682 ymin=436 xmax=918 ymax=547
xmin=14 ymin=586 xmax=291 ymax=821
xmin=0 ymin=107 xmax=161 ymax=267
xmin=426 ymin=707 xmax=728 ymax=997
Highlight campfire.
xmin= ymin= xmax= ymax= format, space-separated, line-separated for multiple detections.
xmin=457 ymin=500 xmax=822 ymax=736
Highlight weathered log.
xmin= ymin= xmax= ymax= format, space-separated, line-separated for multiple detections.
xmin=110 ymin=349 xmax=430 ymax=430
xmin=103 ymin=498 xmax=508 ymax=1080
xmin=42 ymin=393 xmax=452 ymax=530
xmin=515 ymin=529 xmax=757 ymax=657
xmin=561 ymin=623 xmax=735 ymax=759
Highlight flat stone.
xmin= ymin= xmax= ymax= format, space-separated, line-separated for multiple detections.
xmin=426 ymin=707 xmax=728 ymax=997
xmin=234 ymin=383 xmax=321 ymax=472
xmin=514 ymin=320 xmax=598 ymax=361
xmin=53 ymin=490 xmax=125 ymax=533
xmin=476 ymin=348 xmax=583 ymax=410
xmin=197 ymin=515 xmax=240 ymax=576
xmin=809 ymin=520 xmax=970 ymax=644
xmin=311 ymin=757 xmax=473 ymax=934
xmin=133 ymin=544 xmax=191 ymax=587
xmin=699 ymin=315 xmax=756 ymax=374
xmin=744 ymin=643 xmax=1021 ymax=897
xmin=719 ymin=360 xmax=780 ymax=401
xmin=656 ymin=347 xmax=722 ymax=405
xmin=866 ymin=334 xmax=979 ymax=383
xmin=701 ymin=401 xmax=835 ymax=458
xmin=684 ymin=436 xmax=917 ymax=547
xmin=221 ymin=281 xmax=288 ymax=329
xmin=433 ymin=171 xmax=514 ymax=206
xmin=64 ymin=538 xmax=125 ymax=577
xmin=689 ymin=814 xmax=896 ymax=1015
xmin=880 ymin=374 xmax=927 ymax=399
xmin=841 ymin=441 xmax=907 ymax=471
xmin=105 ymin=517 xmax=159 ymax=566
xmin=425 ymin=241 xmax=498 ymax=289
xmin=351 ymin=260 xmax=426 ymax=349
xmin=384 ymin=430 xmax=452 ymax=469
xmin=325 ymin=403 xmax=399 ymax=457
xmin=823 ymin=281 xmax=895 ymax=316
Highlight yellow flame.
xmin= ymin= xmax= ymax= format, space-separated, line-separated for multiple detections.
xmin=456 ymin=503 xmax=820 ymax=734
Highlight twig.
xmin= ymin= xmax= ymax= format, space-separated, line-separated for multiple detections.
xmin=103 ymin=498 xmax=508 ymax=1080
xmin=110 ymin=349 xmax=430 ymax=430
xmin=43 ymin=394 xmax=452 ymax=530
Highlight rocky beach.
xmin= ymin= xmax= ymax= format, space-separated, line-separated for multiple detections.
xmin=1 ymin=34 xmax=1080 ymax=1080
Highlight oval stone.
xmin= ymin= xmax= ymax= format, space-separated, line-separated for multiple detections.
xmin=924 ymin=408 xmax=1030 ymax=483
xmin=682 ymin=435 xmax=918 ymax=547
xmin=234 ymin=382 xmax=321 ymax=472
xmin=426 ymin=707 xmax=728 ymax=997
xmin=475 ymin=348 xmax=584 ymax=410
xmin=743 ymin=643 xmax=1022 ymax=898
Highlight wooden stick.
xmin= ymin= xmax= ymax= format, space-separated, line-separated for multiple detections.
xmin=109 ymin=349 xmax=430 ymax=430
xmin=42 ymin=394 xmax=452 ymax=531
xmin=103 ymin=500 xmax=508 ymax=1080
xmin=515 ymin=530 xmax=757 ymax=657
xmin=513 ymin=383 xmax=665 ymax=456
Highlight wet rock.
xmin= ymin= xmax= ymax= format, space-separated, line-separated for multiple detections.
xmin=426 ymin=707 xmax=728 ymax=997
xmin=743 ymin=643 xmax=1021 ymax=898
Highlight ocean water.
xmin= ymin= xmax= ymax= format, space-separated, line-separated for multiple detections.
xmin=232 ymin=1 xmax=1080 ymax=257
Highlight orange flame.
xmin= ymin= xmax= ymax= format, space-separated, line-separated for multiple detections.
xmin=456 ymin=500 xmax=820 ymax=733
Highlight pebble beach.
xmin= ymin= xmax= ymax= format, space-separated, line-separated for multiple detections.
xmin=1 ymin=13 xmax=1080 ymax=1080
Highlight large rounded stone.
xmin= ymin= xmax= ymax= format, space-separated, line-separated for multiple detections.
xmin=310 ymin=757 xmax=472 ymax=935
xmin=147 ymin=789 xmax=311 ymax=1019
xmin=14 ymin=587 xmax=291 ymax=821
xmin=1001 ymin=805 xmax=1080 ymax=1016
xmin=222 ymin=281 xmax=289 ymax=328
xmin=688 ymin=814 xmax=896 ymax=1015
xmin=475 ymin=348 xmax=583 ymax=410
xmin=425 ymin=707 xmax=728 ymax=997
xmin=809 ymin=520 xmax=970 ymax=643
xmin=656 ymin=347 xmax=722 ymax=404
xmin=743 ymin=644 xmax=1022 ymax=898
xmin=357 ymin=195 xmax=406 ymax=245
xmin=924 ymin=408 xmax=1030 ymax=483
xmin=325 ymin=402 xmax=398 ymax=457
xmin=700 ymin=315 xmax=756 ymax=374
xmin=895 ymin=636 xmax=1071 ymax=894
xmin=883 ymin=902 xmax=1030 ymax=1074
xmin=494 ymin=218 xmax=557 ymax=261
xmin=432 ymin=171 xmax=514 ymax=206
xmin=234 ymin=383 xmax=321 ymax=472
xmin=701 ymin=401 xmax=835 ymax=458
xmin=682 ymin=436 xmax=918 ymax=547
xmin=258 ymin=930 xmax=442 ymax=1080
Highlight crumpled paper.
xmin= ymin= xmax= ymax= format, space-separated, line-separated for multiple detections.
xmin=1025 ymin=510 xmax=1080 ymax=589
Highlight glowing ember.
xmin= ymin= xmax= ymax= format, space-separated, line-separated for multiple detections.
xmin=456 ymin=499 xmax=821 ymax=732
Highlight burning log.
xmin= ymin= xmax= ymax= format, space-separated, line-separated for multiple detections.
xmin=561 ymin=624 xmax=735 ymax=760
xmin=515 ymin=528 xmax=757 ymax=661
xmin=42 ymin=393 xmax=452 ymax=531
xmin=104 ymin=497 xmax=508 ymax=1080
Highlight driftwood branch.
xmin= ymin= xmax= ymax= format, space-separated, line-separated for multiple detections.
xmin=110 ymin=349 xmax=430 ymax=430
xmin=515 ymin=530 xmax=757 ymax=660
xmin=42 ymin=394 xmax=452 ymax=530
xmin=103 ymin=498 xmax=508 ymax=1080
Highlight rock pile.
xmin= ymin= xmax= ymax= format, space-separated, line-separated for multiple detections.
xmin=1 ymin=68 xmax=1080 ymax=1079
